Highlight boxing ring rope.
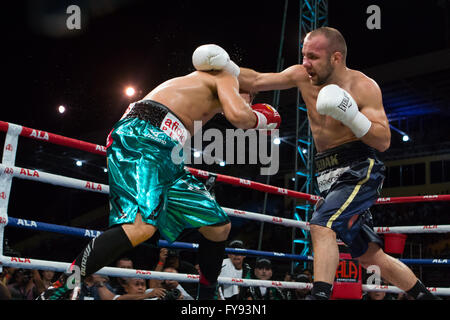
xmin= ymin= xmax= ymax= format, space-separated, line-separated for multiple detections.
xmin=1 ymin=120 xmax=450 ymax=297
xmin=2 ymin=162 xmax=450 ymax=236
xmin=6 ymin=216 xmax=450 ymax=267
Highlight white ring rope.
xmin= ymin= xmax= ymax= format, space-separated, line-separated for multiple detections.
xmin=2 ymin=163 xmax=449 ymax=234
xmin=1 ymin=121 xmax=449 ymax=297
xmin=2 ymin=255 xmax=449 ymax=296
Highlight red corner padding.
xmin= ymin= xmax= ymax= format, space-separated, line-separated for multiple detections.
xmin=331 ymin=253 xmax=362 ymax=300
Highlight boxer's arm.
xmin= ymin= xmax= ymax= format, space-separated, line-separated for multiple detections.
xmin=215 ymin=72 xmax=257 ymax=129
xmin=357 ymin=79 xmax=391 ymax=152
xmin=238 ymin=65 xmax=305 ymax=93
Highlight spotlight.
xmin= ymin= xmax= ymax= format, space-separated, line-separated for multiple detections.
xmin=125 ymin=87 xmax=135 ymax=97
xmin=58 ymin=105 xmax=66 ymax=114
xmin=103 ymin=168 xmax=108 ymax=173
xmin=273 ymin=137 xmax=281 ymax=145
xmin=76 ymin=160 xmax=83 ymax=167
xmin=219 ymin=161 xmax=226 ymax=167
xmin=193 ymin=151 xmax=201 ymax=158
xmin=389 ymin=124 xmax=410 ymax=143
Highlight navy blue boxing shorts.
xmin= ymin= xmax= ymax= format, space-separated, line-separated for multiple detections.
xmin=310 ymin=141 xmax=385 ymax=258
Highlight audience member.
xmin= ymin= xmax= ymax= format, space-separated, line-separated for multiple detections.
xmin=79 ymin=274 xmax=111 ymax=300
xmin=107 ymin=256 xmax=133 ymax=295
xmin=112 ymin=277 xmax=166 ymax=300
xmin=7 ymin=268 xmax=38 ymax=300
xmin=150 ymin=248 xmax=198 ymax=297
xmin=362 ymin=290 xmax=396 ymax=300
xmin=33 ymin=270 xmax=56 ymax=296
xmin=285 ymin=273 xmax=312 ymax=300
xmin=217 ymin=240 xmax=251 ymax=300
xmin=0 ymin=282 xmax=11 ymax=300
xmin=159 ymin=267 xmax=194 ymax=300
xmin=244 ymin=258 xmax=285 ymax=300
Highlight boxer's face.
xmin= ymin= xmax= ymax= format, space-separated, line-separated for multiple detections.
xmin=302 ymin=34 xmax=334 ymax=85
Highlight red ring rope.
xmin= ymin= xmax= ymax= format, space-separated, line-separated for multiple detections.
xmin=2 ymin=120 xmax=450 ymax=205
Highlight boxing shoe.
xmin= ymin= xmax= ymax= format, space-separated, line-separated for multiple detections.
xmin=36 ymin=273 xmax=80 ymax=300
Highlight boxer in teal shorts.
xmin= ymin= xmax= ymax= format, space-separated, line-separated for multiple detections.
xmin=38 ymin=44 xmax=281 ymax=300
xmin=107 ymin=102 xmax=229 ymax=243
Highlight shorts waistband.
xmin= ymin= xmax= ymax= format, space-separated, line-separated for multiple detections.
xmin=314 ymin=141 xmax=376 ymax=173
xmin=125 ymin=100 xmax=189 ymax=145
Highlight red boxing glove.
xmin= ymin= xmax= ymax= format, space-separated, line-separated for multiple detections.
xmin=251 ymin=103 xmax=281 ymax=131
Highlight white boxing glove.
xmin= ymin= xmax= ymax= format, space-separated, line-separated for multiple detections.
xmin=192 ymin=44 xmax=240 ymax=77
xmin=316 ymin=84 xmax=371 ymax=138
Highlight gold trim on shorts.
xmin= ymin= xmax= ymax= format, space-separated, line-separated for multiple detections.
xmin=326 ymin=158 xmax=375 ymax=228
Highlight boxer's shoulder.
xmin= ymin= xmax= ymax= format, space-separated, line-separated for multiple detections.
xmin=349 ymin=69 xmax=380 ymax=91
xmin=347 ymin=69 xmax=382 ymax=103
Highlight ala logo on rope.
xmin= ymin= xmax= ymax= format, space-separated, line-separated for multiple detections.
xmin=29 ymin=130 xmax=49 ymax=141
xmin=20 ymin=168 xmax=39 ymax=178
xmin=17 ymin=219 xmax=37 ymax=228
xmin=432 ymin=259 xmax=448 ymax=264
xmin=271 ymin=281 xmax=283 ymax=287
xmin=376 ymin=227 xmax=390 ymax=233
xmin=96 ymin=145 xmax=107 ymax=153
xmin=85 ymin=182 xmax=102 ymax=191
xmin=85 ymin=230 xmax=101 ymax=238
xmin=136 ymin=270 xmax=152 ymax=275
xmin=10 ymin=257 xmax=31 ymax=263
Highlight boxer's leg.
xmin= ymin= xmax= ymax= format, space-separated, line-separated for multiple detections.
xmin=73 ymin=212 xmax=155 ymax=279
xmin=309 ymin=224 xmax=339 ymax=299
xmin=358 ymin=243 xmax=440 ymax=300
xmin=38 ymin=213 xmax=156 ymax=300
xmin=197 ymin=223 xmax=231 ymax=300
xmin=162 ymin=171 xmax=231 ymax=300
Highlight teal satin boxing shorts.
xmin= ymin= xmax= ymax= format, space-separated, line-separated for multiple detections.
xmin=106 ymin=100 xmax=229 ymax=243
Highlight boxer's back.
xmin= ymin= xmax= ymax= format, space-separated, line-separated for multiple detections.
xmin=143 ymin=71 xmax=224 ymax=134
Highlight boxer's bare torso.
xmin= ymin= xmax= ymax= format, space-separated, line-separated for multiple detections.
xmin=239 ymin=64 xmax=389 ymax=153
xmin=143 ymin=71 xmax=247 ymax=135
xmin=293 ymin=65 xmax=379 ymax=152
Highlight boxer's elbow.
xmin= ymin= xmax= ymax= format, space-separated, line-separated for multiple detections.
xmin=225 ymin=109 xmax=256 ymax=129
xmin=375 ymin=134 xmax=391 ymax=152
xmin=238 ymin=68 xmax=261 ymax=92
xmin=228 ymin=113 xmax=256 ymax=129
xmin=366 ymin=121 xmax=391 ymax=152
xmin=377 ymin=139 xmax=390 ymax=152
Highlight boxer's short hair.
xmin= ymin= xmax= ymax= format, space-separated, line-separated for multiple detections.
xmin=307 ymin=27 xmax=347 ymax=63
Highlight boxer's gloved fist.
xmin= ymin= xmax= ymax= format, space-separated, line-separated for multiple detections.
xmin=251 ymin=103 xmax=281 ymax=131
xmin=192 ymin=44 xmax=240 ymax=77
xmin=316 ymin=84 xmax=371 ymax=138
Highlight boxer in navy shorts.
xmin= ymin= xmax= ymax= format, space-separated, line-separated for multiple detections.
xmin=310 ymin=141 xmax=384 ymax=258
xmin=232 ymin=27 xmax=439 ymax=299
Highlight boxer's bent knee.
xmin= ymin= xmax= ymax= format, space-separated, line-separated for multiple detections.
xmin=121 ymin=212 xmax=158 ymax=247
xmin=357 ymin=242 xmax=383 ymax=268
xmin=199 ymin=222 xmax=231 ymax=242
